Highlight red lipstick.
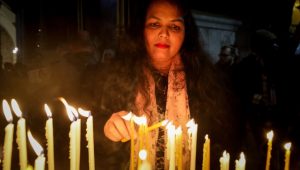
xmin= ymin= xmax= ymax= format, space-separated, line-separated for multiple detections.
xmin=155 ymin=43 xmax=170 ymax=48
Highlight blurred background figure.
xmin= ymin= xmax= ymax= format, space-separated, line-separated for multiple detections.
xmin=215 ymin=45 xmax=240 ymax=71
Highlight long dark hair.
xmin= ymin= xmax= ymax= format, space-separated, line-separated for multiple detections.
xmin=97 ymin=0 xmax=240 ymax=168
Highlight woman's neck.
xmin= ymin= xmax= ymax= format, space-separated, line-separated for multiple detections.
xmin=150 ymin=59 xmax=172 ymax=75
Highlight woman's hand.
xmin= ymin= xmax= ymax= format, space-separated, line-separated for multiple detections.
xmin=104 ymin=111 xmax=136 ymax=142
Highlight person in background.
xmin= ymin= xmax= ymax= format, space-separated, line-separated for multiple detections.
xmin=99 ymin=0 xmax=240 ymax=169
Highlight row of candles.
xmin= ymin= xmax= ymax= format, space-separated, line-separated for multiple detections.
xmin=0 ymin=98 xmax=294 ymax=170
xmin=1 ymin=98 xmax=95 ymax=170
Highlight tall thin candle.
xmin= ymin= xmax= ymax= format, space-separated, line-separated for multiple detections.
xmin=284 ymin=142 xmax=291 ymax=170
xmin=2 ymin=99 xmax=14 ymax=170
xmin=11 ymin=99 xmax=27 ymax=170
xmin=186 ymin=119 xmax=198 ymax=170
xmin=44 ymin=104 xmax=55 ymax=170
xmin=122 ymin=112 xmax=135 ymax=170
xmin=220 ymin=150 xmax=230 ymax=170
xmin=265 ymin=130 xmax=274 ymax=170
xmin=202 ymin=134 xmax=210 ymax=170
xmin=78 ymin=108 xmax=95 ymax=170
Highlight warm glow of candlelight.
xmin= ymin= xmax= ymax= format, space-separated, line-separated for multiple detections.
xmin=132 ymin=115 xmax=147 ymax=125
xmin=139 ymin=149 xmax=147 ymax=160
xmin=175 ymin=126 xmax=183 ymax=170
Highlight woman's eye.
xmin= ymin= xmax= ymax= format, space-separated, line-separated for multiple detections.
xmin=148 ymin=23 xmax=160 ymax=28
xmin=169 ymin=24 xmax=181 ymax=31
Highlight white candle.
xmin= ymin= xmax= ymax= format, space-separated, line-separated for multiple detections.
xmin=70 ymin=107 xmax=81 ymax=170
xmin=2 ymin=99 xmax=14 ymax=170
xmin=59 ymin=98 xmax=76 ymax=170
xmin=220 ymin=150 xmax=230 ymax=170
xmin=235 ymin=152 xmax=246 ymax=170
xmin=44 ymin=104 xmax=55 ymax=170
xmin=202 ymin=134 xmax=210 ymax=170
xmin=12 ymin=99 xmax=27 ymax=170
xmin=78 ymin=108 xmax=95 ymax=170
xmin=284 ymin=142 xmax=291 ymax=170
xmin=27 ymin=131 xmax=45 ymax=170
xmin=186 ymin=119 xmax=198 ymax=170
xmin=166 ymin=123 xmax=176 ymax=170
xmin=265 ymin=130 xmax=274 ymax=170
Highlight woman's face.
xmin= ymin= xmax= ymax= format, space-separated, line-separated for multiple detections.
xmin=144 ymin=1 xmax=185 ymax=64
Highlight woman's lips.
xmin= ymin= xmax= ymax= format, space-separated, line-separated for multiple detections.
xmin=155 ymin=43 xmax=170 ymax=48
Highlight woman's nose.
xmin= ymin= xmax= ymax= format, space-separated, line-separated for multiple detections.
xmin=158 ymin=27 xmax=169 ymax=39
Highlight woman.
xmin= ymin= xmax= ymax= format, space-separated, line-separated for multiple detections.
xmin=101 ymin=0 xmax=240 ymax=169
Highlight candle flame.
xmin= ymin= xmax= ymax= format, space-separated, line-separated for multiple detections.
xmin=121 ymin=111 xmax=133 ymax=121
xmin=186 ymin=119 xmax=195 ymax=128
xmin=78 ymin=107 xmax=91 ymax=117
xmin=175 ymin=126 xmax=182 ymax=135
xmin=11 ymin=99 xmax=22 ymax=117
xmin=133 ymin=115 xmax=147 ymax=125
xmin=166 ymin=121 xmax=173 ymax=129
xmin=59 ymin=97 xmax=75 ymax=121
xmin=205 ymin=134 xmax=209 ymax=140
xmin=70 ymin=106 xmax=79 ymax=118
xmin=44 ymin=104 xmax=52 ymax=118
xmin=27 ymin=130 xmax=44 ymax=156
xmin=236 ymin=152 xmax=246 ymax=165
xmin=139 ymin=149 xmax=148 ymax=161
xmin=2 ymin=99 xmax=13 ymax=122
xmin=161 ymin=119 xmax=169 ymax=126
xmin=266 ymin=130 xmax=274 ymax=141
xmin=284 ymin=142 xmax=292 ymax=150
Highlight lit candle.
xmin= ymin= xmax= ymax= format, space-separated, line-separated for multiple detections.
xmin=138 ymin=149 xmax=151 ymax=170
xmin=166 ymin=122 xmax=176 ymax=170
xmin=132 ymin=115 xmax=148 ymax=169
xmin=265 ymin=130 xmax=274 ymax=170
xmin=186 ymin=119 xmax=198 ymax=170
xmin=219 ymin=150 xmax=230 ymax=170
xmin=78 ymin=108 xmax=95 ymax=170
xmin=59 ymin=98 xmax=76 ymax=170
xmin=70 ymin=106 xmax=81 ymax=170
xmin=11 ymin=99 xmax=27 ymax=170
xmin=202 ymin=134 xmax=210 ymax=170
xmin=235 ymin=152 xmax=246 ymax=170
xmin=284 ymin=142 xmax=291 ymax=170
xmin=122 ymin=112 xmax=135 ymax=170
xmin=2 ymin=99 xmax=14 ymax=170
xmin=27 ymin=130 xmax=45 ymax=170
xmin=44 ymin=104 xmax=55 ymax=170
xmin=175 ymin=126 xmax=182 ymax=170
